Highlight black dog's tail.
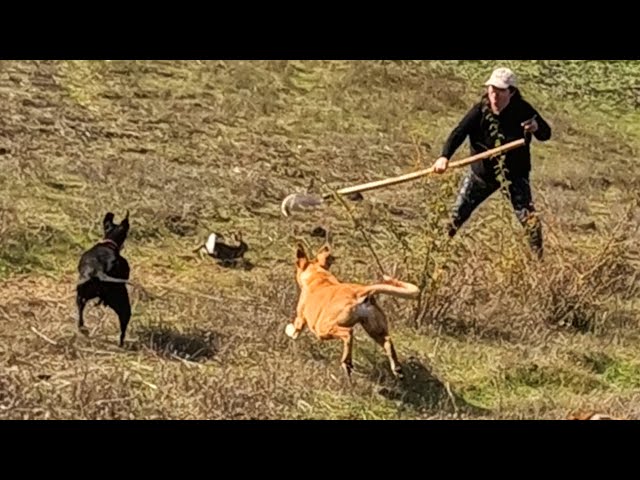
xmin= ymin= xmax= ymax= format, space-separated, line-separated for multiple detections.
xmin=77 ymin=271 xmax=129 ymax=286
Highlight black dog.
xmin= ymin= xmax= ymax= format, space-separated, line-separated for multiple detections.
xmin=76 ymin=211 xmax=131 ymax=346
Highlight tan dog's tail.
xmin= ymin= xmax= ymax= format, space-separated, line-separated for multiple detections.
xmin=361 ymin=275 xmax=420 ymax=299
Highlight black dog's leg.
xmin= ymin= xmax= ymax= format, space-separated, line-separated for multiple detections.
xmin=105 ymin=284 xmax=131 ymax=347
xmin=76 ymin=291 xmax=89 ymax=336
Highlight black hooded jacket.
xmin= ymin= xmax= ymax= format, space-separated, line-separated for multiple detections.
xmin=441 ymin=90 xmax=551 ymax=180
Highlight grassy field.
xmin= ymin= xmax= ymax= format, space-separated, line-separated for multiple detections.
xmin=0 ymin=60 xmax=639 ymax=419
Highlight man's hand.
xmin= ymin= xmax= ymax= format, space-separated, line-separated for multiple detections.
xmin=433 ymin=156 xmax=449 ymax=174
xmin=521 ymin=116 xmax=538 ymax=133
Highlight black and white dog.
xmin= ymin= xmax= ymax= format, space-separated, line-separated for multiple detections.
xmin=195 ymin=231 xmax=248 ymax=266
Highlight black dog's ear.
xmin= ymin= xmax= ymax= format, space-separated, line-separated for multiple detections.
xmin=103 ymin=212 xmax=115 ymax=230
xmin=121 ymin=210 xmax=130 ymax=229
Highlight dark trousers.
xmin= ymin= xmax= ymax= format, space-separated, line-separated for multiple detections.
xmin=447 ymin=169 xmax=543 ymax=259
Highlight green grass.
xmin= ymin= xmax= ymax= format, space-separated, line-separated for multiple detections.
xmin=602 ymin=359 xmax=640 ymax=391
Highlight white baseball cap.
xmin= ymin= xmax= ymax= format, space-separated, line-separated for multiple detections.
xmin=485 ymin=67 xmax=517 ymax=89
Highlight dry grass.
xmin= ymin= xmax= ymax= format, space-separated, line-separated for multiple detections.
xmin=1 ymin=60 xmax=639 ymax=419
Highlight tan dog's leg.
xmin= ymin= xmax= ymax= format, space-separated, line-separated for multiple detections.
xmin=285 ymin=315 xmax=306 ymax=339
xmin=335 ymin=328 xmax=354 ymax=379
xmin=362 ymin=306 xmax=403 ymax=379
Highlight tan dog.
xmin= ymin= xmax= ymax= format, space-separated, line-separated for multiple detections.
xmin=285 ymin=242 xmax=420 ymax=380
xmin=567 ymin=411 xmax=621 ymax=420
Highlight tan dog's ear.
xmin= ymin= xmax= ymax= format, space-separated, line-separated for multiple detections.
xmin=296 ymin=243 xmax=309 ymax=269
xmin=316 ymin=243 xmax=331 ymax=255
xmin=316 ymin=244 xmax=333 ymax=269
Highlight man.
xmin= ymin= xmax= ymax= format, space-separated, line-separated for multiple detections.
xmin=432 ymin=67 xmax=551 ymax=258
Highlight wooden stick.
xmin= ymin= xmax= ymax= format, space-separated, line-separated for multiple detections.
xmin=332 ymin=139 xmax=525 ymax=197
xmin=281 ymin=139 xmax=526 ymax=216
